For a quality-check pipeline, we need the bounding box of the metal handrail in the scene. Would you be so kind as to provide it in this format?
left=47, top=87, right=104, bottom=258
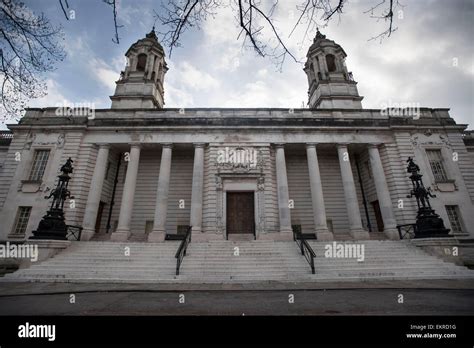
left=396, top=223, right=417, bottom=239
left=175, top=225, right=192, bottom=275
left=292, top=227, right=316, bottom=274
left=66, top=225, right=83, bottom=241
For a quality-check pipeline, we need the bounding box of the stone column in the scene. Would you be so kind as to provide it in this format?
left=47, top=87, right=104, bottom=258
left=306, top=144, right=333, bottom=241
left=275, top=144, right=292, bottom=239
left=190, top=143, right=205, bottom=234
left=317, top=55, right=326, bottom=80
left=111, top=144, right=141, bottom=241
left=81, top=144, right=110, bottom=241
left=321, top=54, right=329, bottom=77
left=129, top=57, right=136, bottom=72
left=337, top=144, right=369, bottom=240
left=146, top=55, right=155, bottom=80
left=148, top=144, right=173, bottom=242
left=368, top=144, right=399, bottom=239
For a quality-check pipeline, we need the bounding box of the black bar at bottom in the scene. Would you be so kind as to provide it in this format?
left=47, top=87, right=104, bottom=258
left=0, top=316, right=472, bottom=345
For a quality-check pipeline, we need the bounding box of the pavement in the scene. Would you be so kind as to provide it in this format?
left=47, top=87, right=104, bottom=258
left=0, top=279, right=473, bottom=315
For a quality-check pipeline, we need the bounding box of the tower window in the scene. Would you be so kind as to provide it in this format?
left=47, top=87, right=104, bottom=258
left=137, top=53, right=147, bottom=71
left=326, top=54, right=336, bottom=72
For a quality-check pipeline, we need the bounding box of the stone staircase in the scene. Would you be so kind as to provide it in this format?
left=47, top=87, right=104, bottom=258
left=2, top=240, right=473, bottom=283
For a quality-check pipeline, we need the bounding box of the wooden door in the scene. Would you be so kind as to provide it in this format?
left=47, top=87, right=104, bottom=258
left=371, top=200, right=384, bottom=232
left=95, top=201, right=106, bottom=233
left=226, top=192, right=255, bottom=234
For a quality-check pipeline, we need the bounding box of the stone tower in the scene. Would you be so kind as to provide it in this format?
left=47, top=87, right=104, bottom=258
left=304, top=30, right=363, bottom=109
left=110, top=28, right=168, bottom=109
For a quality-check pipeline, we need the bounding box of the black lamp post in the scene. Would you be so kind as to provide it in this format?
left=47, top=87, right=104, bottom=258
left=30, top=158, right=74, bottom=240
left=406, top=157, right=450, bottom=238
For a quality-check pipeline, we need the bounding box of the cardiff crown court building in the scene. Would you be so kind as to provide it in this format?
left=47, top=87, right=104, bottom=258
left=1, top=30, right=474, bottom=245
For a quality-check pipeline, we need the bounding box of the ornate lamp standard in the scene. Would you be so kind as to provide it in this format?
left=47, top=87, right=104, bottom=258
left=30, top=158, right=74, bottom=240
left=405, top=157, right=450, bottom=238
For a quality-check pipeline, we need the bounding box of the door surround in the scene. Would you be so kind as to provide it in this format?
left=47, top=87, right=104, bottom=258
left=215, top=174, right=266, bottom=239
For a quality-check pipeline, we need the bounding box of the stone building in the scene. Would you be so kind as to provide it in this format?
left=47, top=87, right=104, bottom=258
left=1, top=29, right=473, bottom=245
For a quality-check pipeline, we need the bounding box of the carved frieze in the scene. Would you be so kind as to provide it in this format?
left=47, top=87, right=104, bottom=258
left=411, top=133, right=451, bottom=149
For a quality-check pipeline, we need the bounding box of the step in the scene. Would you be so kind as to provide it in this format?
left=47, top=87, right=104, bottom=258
left=5, top=240, right=474, bottom=284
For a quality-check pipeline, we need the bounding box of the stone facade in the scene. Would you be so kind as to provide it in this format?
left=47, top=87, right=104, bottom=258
left=0, top=31, right=473, bottom=243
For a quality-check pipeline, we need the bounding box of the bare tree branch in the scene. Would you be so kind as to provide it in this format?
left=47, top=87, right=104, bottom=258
left=365, top=0, right=402, bottom=42
left=155, top=0, right=402, bottom=69
left=102, top=0, right=122, bottom=44
left=0, top=0, right=65, bottom=122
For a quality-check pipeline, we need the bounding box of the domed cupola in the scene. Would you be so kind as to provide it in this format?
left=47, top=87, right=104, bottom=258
left=304, top=30, right=363, bottom=109
left=110, top=28, right=168, bottom=109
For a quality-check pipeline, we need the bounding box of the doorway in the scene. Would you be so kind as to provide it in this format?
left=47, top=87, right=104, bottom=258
left=94, top=201, right=106, bottom=234
left=226, top=192, right=255, bottom=236
left=371, top=200, right=384, bottom=232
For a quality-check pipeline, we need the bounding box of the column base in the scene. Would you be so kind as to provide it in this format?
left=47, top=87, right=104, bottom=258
left=148, top=230, right=166, bottom=242
left=349, top=228, right=370, bottom=240
left=80, top=228, right=95, bottom=241
left=384, top=227, right=400, bottom=240
left=277, top=228, right=293, bottom=241
left=191, top=226, right=201, bottom=234
left=315, top=228, right=334, bottom=241
left=110, top=229, right=130, bottom=242
left=192, top=233, right=224, bottom=242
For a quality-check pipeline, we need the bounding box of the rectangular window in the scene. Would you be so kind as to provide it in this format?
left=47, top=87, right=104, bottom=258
left=28, top=150, right=50, bottom=181
left=12, top=206, right=32, bottom=235
left=445, top=205, right=463, bottom=234
left=426, top=149, right=448, bottom=182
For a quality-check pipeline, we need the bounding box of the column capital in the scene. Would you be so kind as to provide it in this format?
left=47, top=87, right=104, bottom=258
left=336, top=143, right=349, bottom=149
left=367, top=143, right=381, bottom=149
left=193, top=143, right=206, bottom=148
left=129, top=142, right=142, bottom=149
left=273, top=143, right=286, bottom=149
left=305, top=143, right=319, bottom=149
left=96, top=143, right=110, bottom=149
left=161, top=143, right=173, bottom=149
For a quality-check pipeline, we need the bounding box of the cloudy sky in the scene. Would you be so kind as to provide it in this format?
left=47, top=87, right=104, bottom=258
left=17, top=0, right=474, bottom=129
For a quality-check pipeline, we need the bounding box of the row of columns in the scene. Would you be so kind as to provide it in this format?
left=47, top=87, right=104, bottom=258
left=82, top=142, right=399, bottom=241
left=82, top=143, right=205, bottom=242
left=275, top=143, right=399, bottom=240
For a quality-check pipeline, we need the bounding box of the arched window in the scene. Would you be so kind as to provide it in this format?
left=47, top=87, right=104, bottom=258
left=326, top=54, right=336, bottom=72
left=136, top=53, right=147, bottom=71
